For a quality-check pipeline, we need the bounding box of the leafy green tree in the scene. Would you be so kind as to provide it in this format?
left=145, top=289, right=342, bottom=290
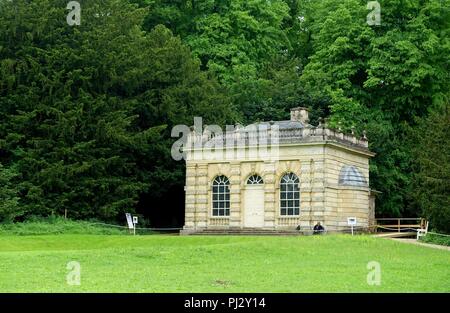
left=411, top=103, right=450, bottom=233
left=0, top=163, right=21, bottom=222
left=140, top=0, right=311, bottom=123
left=142, top=0, right=291, bottom=81
left=0, top=0, right=235, bottom=222
left=299, top=0, right=450, bottom=216
left=1, top=0, right=448, bottom=225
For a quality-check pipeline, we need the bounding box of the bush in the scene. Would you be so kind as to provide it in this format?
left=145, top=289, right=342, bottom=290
left=0, top=217, right=127, bottom=236
left=420, top=233, right=450, bottom=246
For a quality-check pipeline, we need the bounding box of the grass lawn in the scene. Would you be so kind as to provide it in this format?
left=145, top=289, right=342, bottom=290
left=0, top=234, right=449, bottom=292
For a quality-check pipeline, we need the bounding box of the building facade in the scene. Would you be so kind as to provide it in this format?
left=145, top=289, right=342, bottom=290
left=182, top=107, right=376, bottom=234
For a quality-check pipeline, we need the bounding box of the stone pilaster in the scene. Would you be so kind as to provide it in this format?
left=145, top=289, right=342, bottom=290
left=312, top=158, right=326, bottom=226
left=299, top=159, right=312, bottom=229
left=263, top=161, right=277, bottom=228
left=229, top=162, right=242, bottom=227
left=184, top=163, right=197, bottom=230
left=195, top=164, right=208, bottom=228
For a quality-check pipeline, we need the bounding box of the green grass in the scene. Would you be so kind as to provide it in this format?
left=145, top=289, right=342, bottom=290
left=0, top=234, right=449, bottom=292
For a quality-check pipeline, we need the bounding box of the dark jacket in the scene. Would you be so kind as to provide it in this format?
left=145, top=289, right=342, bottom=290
left=313, top=224, right=324, bottom=234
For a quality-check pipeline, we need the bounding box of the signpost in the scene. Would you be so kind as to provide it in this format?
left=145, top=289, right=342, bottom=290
left=125, top=213, right=139, bottom=235
left=347, top=217, right=357, bottom=236
left=125, top=213, right=134, bottom=229
left=132, top=216, right=138, bottom=236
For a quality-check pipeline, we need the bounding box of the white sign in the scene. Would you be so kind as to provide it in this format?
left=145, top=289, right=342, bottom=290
left=125, top=213, right=134, bottom=229
left=347, top=217, right=357, bottom=236
left=133, top=216, right=138, bottom=224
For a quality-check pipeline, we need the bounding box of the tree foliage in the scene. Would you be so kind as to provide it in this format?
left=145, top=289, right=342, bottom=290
left=299, top=0, right=450, bottom=216
left=140, top=0, right=308, bottom=122
left=411, top=103, right=450, bottom=233
left=0, top=0, right=235, bottom=221
left=0, top=0, right=448, bottom=226
left=0, top=163, right=20, bottom=222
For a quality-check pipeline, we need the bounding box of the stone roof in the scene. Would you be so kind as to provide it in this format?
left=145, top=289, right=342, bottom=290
left=186, top=107, right=373, bottom=154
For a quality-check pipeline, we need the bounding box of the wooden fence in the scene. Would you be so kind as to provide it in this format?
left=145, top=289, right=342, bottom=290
left=374, top=218, right=425, bottom=232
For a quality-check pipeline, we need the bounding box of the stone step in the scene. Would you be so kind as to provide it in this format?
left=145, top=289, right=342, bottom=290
left=186, top=228, right=302, bottom=235
left=190, top=232, right=301, bottom=236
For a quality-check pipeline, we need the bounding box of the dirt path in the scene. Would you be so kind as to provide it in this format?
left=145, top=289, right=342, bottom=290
left=390, top=238, right=450, bottom=251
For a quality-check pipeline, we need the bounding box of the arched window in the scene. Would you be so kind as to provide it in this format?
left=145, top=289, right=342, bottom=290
left=246, top=174, right=264, bottom=185
left=280, top=173, right=300, bottom=216
left=212, top=175, right=230, bottom=216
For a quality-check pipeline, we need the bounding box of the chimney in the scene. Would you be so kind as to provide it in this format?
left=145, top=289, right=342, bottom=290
left=290, top=107, right=309, bottom=124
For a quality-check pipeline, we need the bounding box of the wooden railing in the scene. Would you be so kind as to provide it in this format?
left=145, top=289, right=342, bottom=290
left=375, top=218, right=425, bottom=232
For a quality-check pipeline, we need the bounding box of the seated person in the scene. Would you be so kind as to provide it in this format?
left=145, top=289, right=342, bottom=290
left=313, top=221, right=324, bottom=234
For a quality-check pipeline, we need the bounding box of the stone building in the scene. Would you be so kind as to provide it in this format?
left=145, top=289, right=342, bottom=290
left=181, top=107, right=376, bottom=234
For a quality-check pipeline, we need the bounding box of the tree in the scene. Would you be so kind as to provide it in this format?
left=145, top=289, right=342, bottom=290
left=411, top=103, right=450, bottom=233
left=0, top=163, right=21, bottom=223
left=299, top=0, right=450, bottom=216
left=140, top=0, right=312, bottom=123
left=0, top=0, right=235, bottom=222
left=142, top=0, right=291, bottom=81
left=1, top=0, right=448, bottom=225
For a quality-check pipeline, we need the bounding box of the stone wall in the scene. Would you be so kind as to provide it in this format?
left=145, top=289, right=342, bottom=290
left=323, top=146, right=371, bottom=230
